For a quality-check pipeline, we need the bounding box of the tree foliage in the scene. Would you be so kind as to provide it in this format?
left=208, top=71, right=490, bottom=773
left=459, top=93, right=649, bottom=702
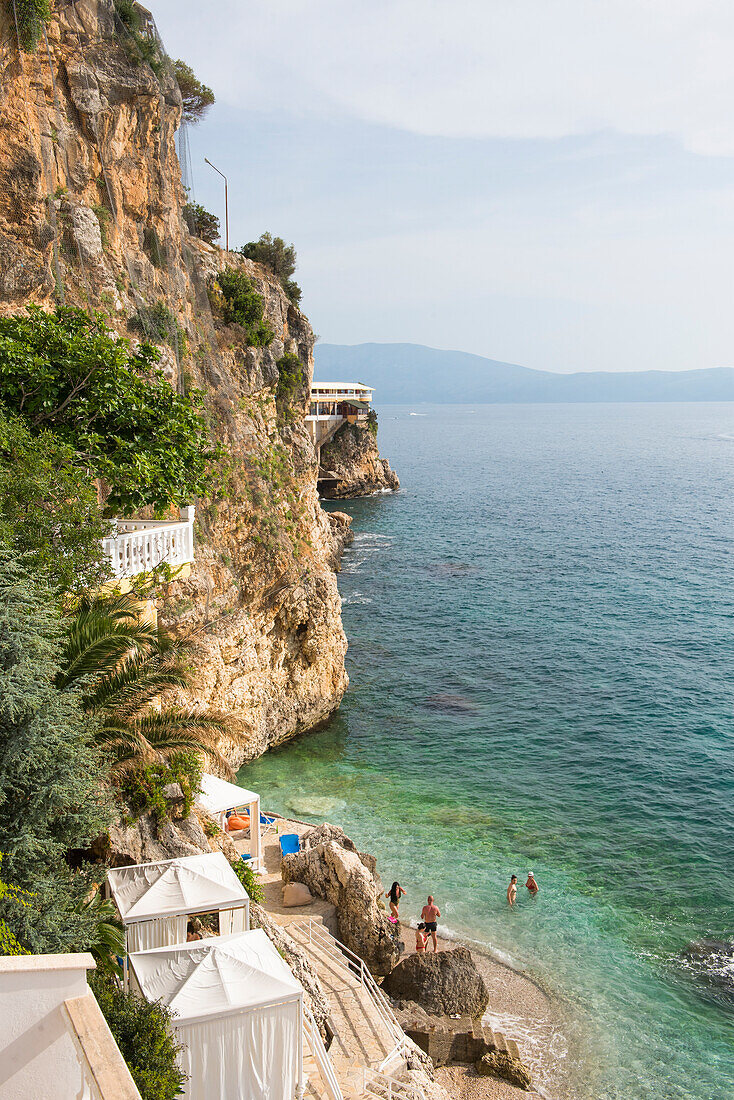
left=90, top=970, right=187, bottom=1100
left=0, top=306, right=218, bottom=513
left=0, top=405, right=110, bottom=593
left=183, top=202, right=220, bottom=245
left=240, top=232, right=302, bottom=305
left=173, top=58, right=215, bottom=124
left=211, top=269, right=275, bottom=346
left=7, top=0, right=51, bottom=51
left=0, top=554, right=109, bottom=954
left=59, top=590, right=231, bottom=776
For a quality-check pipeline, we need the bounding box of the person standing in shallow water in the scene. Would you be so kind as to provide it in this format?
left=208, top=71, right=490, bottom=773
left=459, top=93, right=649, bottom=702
left=420, top=895, right=441, bottom=951
left=386, top=881, right=406, bottom=921
left=507, top=875, right=518, bottom=907
left=525, top=872, right=539, bottom=898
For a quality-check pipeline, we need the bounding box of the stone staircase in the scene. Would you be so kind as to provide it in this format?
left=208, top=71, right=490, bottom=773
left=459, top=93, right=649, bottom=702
left=285, top=919, right=420, bottom=1100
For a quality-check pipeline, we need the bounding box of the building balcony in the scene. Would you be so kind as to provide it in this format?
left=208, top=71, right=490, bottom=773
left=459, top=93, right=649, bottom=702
left=102, top=506, right=195, bottom=579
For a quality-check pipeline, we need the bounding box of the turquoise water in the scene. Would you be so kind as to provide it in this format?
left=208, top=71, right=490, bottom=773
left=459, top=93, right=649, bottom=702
left=240, top=404, right=734, bottom=1099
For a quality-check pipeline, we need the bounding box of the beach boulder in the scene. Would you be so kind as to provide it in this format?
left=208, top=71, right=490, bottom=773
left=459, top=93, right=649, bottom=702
left=281, top=824, right=400, bottom=976
left=383, top=946, right=489, bottom=1017
left=476, top=1050, right=533, bottom=1091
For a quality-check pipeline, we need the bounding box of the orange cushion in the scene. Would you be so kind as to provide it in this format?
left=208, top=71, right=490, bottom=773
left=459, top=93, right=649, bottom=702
left=227, top=814, right=249, bottom=831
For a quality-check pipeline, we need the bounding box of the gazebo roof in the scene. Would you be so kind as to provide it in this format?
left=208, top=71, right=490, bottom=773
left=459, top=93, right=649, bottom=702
left=129, top=930, right=302, bottom=1023
left=197, top=773, right=259, bottom=816
left=107, top=852, right=247, bottom=924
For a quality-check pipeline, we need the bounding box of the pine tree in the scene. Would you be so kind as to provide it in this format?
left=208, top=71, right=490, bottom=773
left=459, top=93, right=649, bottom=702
left=0, top=552, right=109, bottom=953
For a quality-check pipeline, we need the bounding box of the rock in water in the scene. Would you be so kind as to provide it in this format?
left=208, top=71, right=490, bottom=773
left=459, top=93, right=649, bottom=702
left=281, top=823, right=400, bottom=976
left=383, top=947, right=490, bottom=1017
left=476, top=1050, right=533, bottom=1091
left=682, top=938, right=734, bottom=1008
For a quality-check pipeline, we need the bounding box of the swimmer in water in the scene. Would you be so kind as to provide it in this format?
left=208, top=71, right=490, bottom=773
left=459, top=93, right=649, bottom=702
left=525, top=872, right=539, bottom=898
left=507, top=875, right=518, bottom=907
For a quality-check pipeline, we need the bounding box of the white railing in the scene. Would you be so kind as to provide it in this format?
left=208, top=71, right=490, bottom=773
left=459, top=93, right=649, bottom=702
left=303, top=1003, right=344, bottom=1100
left=294, top=920, right=406, bottom=1071
left=362, top=1068, right=428, bottom=1100
left=102, top=507, right=195, bottom=579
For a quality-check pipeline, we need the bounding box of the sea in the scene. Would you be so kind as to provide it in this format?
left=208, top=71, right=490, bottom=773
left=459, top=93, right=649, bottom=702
left=239, top=403, right=734, bottom=1099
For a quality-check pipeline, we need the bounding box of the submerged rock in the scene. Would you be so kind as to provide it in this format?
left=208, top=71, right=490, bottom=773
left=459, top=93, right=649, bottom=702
left=281, top=823, right=401, bottom=976
left=682, top=938, right=734, bottom=1008
left=383, top=947, right=490, bottom=1017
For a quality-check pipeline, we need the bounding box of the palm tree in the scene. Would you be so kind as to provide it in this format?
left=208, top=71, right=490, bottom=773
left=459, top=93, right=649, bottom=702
left=60, top=591, right=231, bottom=776
left=75, top=888, right=126, bottom=977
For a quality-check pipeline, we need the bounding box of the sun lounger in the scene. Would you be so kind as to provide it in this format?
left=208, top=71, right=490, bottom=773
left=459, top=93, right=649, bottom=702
left=279, top=833, right=300, bottom=856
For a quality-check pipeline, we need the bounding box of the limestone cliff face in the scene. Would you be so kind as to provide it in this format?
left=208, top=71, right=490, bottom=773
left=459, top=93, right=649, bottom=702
left=0, top=0, right=347, bottom=764
left=320, top=420, right=400, bottom=498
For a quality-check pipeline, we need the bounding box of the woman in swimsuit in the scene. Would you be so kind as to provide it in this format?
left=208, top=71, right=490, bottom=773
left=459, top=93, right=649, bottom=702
left=525, top=872, right=539, bottom=898
left=415, top=922, right=427, bottom=952
left=386, top=881, right=406, bottom=921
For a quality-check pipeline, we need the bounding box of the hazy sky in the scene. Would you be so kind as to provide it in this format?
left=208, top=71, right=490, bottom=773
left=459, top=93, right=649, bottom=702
left=153, top=1, right=734, bottom=373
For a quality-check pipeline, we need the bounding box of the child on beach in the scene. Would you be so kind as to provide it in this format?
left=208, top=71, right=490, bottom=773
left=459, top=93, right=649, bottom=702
left=386, top=881, right=406, bottom=922
left=415, top=922, right=427, bottom=951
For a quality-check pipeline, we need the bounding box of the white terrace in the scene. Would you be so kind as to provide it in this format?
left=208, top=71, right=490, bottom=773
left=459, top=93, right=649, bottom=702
left=306, top=382, right=373, bottom=455
left=101, top=504, right=195, bottom=579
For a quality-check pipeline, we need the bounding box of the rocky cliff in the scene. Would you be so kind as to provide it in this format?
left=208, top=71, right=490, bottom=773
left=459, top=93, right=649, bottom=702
left=319, top=419, right=400, bottom=498
left=0, top=0, right=347, bottom=764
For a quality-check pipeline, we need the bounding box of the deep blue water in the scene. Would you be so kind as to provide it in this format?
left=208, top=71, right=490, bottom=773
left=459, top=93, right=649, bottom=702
left=241, top=404, right=734, bottom=1099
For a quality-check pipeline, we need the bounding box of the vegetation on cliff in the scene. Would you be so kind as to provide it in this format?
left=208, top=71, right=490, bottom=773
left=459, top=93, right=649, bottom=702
left=210, top=267, right=275, bottom=346
left=0, top=307, right=218, bottom=512
left=5, top=0, right=51, bottom=50
left=184, top=201, right=220, bottom=245
left=173, top=58, right=215, bottom=124
left=241, top=232, right=302, bottom=305
left=59, top=590, right=230, bottom=776
left=0, top=406, right=110, bottom=592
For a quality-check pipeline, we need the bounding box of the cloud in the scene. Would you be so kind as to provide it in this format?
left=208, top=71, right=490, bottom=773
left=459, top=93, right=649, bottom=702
left=155, top=0, right=734, bottom=155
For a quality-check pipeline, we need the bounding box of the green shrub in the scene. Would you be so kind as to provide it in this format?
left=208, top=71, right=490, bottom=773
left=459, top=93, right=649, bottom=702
left=183, top=202, right=219, bottom=245
left=366, top=408, right=378, bottom=436
left=92, top=203, right=112, bottom=249
left=130, top=300, right=187, bottom=354
left=8, top=0, right=51, bottom=51
left=118, top=752, right=203, bottom=826
left=232, top=857, right=265, bottom=904
left=212, top=269, right=274, bottom=347
left=90, top=971, right=187, bottom=1100
left=240, top=232, right=302, bottom=305
left=0, top=405, right=109, bottom=592
left=0, top=305, right=217, bottom=512
left=143, top=226, right=166, bottom=269
left=173, top=59, right=215, bottom=125
left=275, top=353, right=304, bottom=423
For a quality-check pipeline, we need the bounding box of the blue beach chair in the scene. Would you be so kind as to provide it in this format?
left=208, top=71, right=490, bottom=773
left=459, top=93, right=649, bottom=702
left=279, top=833, right=300, bottom=856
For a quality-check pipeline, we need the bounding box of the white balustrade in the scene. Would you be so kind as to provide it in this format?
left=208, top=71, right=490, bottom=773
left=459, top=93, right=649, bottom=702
left=102, top=507, right=195, bottom=579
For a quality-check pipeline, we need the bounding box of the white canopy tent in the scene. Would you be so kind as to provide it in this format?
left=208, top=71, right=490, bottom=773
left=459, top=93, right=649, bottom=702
left=107, top=852, right=250, bottom=966
left=129, top=930, right=304, bottom=1100
left=197, top=772, right=263, bottom=871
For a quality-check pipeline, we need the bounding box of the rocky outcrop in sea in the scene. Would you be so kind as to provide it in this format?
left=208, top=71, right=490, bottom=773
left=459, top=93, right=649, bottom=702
left=319, top=419, right=400, bottom=498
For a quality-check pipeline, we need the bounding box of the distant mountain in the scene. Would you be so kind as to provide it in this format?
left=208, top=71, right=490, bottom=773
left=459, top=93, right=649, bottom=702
left=314, top=343, right=734, bottom=404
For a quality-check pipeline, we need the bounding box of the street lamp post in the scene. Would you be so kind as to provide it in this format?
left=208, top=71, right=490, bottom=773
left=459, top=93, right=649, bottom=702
left=204, top=157, right=229, bottom=252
